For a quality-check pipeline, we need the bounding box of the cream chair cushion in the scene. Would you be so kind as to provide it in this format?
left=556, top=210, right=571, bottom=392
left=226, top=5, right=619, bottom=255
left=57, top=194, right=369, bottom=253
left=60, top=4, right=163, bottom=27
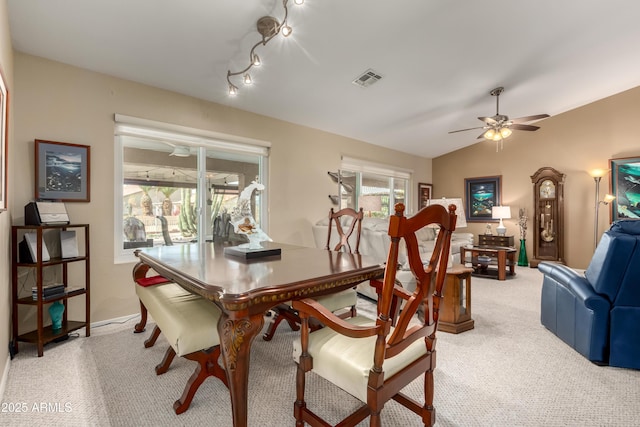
left=292, top=315, right=427, bottom=402
left=314, top=289, right=358, bottom=313
left=136, top=282, right=221, bottom=356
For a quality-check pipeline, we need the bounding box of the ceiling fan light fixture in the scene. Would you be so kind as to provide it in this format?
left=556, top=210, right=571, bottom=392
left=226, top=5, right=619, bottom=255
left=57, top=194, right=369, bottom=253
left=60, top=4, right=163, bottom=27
left=449, top=86, right=550, bottom=150
left=484, top=129, right=496, bottom=140
left=500, top=127, right=512, bottom=138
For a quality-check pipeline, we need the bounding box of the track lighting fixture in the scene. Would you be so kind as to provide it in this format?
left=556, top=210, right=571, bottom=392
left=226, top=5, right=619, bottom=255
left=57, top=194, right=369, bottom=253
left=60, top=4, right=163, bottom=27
left=226, top=0, right=305, bottom=96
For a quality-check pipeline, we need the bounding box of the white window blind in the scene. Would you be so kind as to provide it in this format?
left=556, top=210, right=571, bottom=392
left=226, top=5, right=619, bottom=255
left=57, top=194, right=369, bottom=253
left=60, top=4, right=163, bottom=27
left=114, top=114, right=270, bottom=157
left=341, top=156, right=412, bottom=180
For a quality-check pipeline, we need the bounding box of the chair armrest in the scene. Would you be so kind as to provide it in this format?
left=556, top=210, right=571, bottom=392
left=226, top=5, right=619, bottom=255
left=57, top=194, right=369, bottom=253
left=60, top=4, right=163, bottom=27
left=293, top=298, right=381, bottom=339
left=565, top=275, right=612, bottom=311
left=539, top=262, right=610, bottom=310
left=538, top=262, right=582, bottom=283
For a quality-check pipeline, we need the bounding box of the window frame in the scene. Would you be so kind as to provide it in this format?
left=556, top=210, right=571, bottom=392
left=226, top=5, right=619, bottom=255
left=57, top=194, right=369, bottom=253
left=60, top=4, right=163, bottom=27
left=340, top=156, right=412, bottom=216
left=114, top=115, right=270, bottom=263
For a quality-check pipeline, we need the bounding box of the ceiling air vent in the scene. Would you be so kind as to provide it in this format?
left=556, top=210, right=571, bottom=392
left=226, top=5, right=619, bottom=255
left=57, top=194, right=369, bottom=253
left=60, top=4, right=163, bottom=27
left=352, top=69, right=383, bottom=88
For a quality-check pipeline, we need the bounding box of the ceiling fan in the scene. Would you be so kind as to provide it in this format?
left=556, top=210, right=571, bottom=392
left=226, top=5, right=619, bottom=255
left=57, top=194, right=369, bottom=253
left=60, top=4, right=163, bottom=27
left=449, top=86, right=550, bottom=149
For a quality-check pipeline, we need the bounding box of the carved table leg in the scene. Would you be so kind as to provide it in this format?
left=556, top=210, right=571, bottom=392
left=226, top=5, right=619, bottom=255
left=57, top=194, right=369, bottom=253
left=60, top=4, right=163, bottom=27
left=219, top=312, right=265, bottom=427
left=132, top=262, right=151, bottom=333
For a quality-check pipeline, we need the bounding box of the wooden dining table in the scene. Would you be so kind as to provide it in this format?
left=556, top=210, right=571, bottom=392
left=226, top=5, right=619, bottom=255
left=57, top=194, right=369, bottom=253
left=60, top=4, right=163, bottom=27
left=133, top=241, right=384, bottom=427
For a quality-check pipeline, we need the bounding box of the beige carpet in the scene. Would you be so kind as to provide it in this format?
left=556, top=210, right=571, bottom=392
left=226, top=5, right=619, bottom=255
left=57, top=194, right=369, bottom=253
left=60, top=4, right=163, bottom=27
left=2, top=266, right=639, bottom=426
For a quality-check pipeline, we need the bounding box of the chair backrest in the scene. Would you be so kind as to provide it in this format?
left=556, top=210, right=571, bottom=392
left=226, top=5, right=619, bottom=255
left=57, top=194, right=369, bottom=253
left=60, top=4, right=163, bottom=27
left=325, top=207, right=364, bottom=254
left=586, top=219, right=640, bottom=302
left=375, top=203, right=456, bottom=361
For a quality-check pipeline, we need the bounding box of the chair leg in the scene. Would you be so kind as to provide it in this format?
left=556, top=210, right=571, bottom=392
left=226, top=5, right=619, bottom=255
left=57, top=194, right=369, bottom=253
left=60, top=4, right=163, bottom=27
left=263, top=304, right=301, bottom=341
left=423, top=365, right=436, bottom=427
left=173, top=346, right=228, bottom=415
left=350, top=304, right=357, bottom=318
left=134, top=300, right=148, bottom=333
left=370, top=410, right=382, bottom=427
left=294, top=361, right=308, bottom=426
left=144, top=325, right=162, bottom=348
left=155, top=346, right=176, bottom=375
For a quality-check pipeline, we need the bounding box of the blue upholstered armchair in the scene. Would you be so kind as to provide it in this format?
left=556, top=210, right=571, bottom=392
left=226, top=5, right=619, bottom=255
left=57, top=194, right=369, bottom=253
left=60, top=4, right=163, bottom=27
left=539, top=219, right=640, bottom=370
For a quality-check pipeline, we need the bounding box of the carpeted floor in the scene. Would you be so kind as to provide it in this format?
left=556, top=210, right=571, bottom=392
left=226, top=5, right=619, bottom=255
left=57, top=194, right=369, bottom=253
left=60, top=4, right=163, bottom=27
left=2, top=266, right=639, bottom=426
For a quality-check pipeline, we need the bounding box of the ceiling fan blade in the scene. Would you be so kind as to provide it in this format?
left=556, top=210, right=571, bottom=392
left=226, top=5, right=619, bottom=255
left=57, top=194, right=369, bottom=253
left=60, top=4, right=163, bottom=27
left=476, top=131, right=487, bottom=139
left=478, top=116, right=498, bottom=125
left=510, top=123, right=540, bottom=131
left=510, top=114, right=550, bottom=124
left=448, top=126, right=486, bottom=134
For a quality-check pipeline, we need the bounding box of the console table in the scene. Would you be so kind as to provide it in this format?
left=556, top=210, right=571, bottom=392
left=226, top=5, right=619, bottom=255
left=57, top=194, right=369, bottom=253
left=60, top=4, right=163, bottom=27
left=460, top=245, right=516, bottom=280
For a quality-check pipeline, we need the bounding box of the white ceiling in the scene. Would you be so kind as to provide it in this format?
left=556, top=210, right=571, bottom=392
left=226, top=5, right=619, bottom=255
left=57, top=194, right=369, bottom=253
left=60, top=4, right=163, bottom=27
left=8, top=0, right=640, bottom=158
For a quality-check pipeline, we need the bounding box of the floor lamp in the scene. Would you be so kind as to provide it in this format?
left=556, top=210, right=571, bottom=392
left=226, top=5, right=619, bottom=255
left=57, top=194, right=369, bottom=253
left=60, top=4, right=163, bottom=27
left=590, top=169, right=616, bottom=250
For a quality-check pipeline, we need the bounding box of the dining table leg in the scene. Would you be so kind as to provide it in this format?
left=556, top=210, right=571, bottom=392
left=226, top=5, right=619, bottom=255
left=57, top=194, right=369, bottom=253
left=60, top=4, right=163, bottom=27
left=218, top=312, right=265, bottom=427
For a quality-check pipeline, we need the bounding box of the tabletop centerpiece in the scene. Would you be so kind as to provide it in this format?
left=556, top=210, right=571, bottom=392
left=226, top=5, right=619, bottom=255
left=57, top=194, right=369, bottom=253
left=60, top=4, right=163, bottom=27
left=224, top=181, right=280, bottom=259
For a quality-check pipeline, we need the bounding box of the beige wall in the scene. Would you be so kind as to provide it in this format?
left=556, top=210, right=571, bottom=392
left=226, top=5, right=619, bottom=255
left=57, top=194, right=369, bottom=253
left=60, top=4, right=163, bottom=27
left=433, top=85, right=640, bottom=269
left=1, top=0, right=13, bottom=384
left=9, top=52, right=432, bottom=324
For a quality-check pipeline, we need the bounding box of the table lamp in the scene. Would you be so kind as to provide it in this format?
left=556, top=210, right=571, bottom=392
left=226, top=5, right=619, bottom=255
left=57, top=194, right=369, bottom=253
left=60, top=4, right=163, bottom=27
left=492, top=206, right=511, bottom=236
left=426, top=197, right=467, bottom=228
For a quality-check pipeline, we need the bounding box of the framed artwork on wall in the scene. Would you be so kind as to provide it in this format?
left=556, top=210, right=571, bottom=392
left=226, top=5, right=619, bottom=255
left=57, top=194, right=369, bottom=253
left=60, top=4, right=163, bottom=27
left=609, top=156, right=640, bottom=221
left=35, top=139, right=91, bottom=202
left=464, top=175, right=502, bottom=222
left=418, top=182, right=433, bottom=209
left=0, top=65, right=8, bottom=212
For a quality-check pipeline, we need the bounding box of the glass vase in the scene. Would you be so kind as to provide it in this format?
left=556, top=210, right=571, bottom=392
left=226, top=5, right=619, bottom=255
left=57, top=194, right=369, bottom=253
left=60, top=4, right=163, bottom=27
left=48, top=300, right=65, bottom=331
left=518, top=238, right=529, bottom=267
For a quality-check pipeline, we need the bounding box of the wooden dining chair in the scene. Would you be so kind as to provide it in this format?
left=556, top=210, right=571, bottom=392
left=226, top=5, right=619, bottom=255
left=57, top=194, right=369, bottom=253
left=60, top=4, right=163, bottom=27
left=262, top=207, right=364, bottom=341
left=292, top=202, right=456, bottom=426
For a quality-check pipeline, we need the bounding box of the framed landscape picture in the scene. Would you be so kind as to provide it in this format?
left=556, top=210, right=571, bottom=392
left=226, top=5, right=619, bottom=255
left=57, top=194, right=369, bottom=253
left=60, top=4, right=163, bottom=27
left=35, top=140, right=91, bottom=202
left=609, top=156, right=640, bottom=221
left=464, top=175, right=502, bottom=222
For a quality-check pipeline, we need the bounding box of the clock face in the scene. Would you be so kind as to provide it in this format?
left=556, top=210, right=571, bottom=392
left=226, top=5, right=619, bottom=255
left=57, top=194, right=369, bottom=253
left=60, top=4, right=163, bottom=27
left=540, top=180, right=556, bottom=199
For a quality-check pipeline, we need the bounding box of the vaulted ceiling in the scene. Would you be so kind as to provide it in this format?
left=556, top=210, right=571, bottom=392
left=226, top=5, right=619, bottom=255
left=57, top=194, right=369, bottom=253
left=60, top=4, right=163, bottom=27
left=8, top=0, right=640, bottom=158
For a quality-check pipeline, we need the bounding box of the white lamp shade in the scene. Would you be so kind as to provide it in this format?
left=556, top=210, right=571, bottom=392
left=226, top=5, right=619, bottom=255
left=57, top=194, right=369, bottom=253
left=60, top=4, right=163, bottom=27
left=492, top=206, right=511, bottom=236
left=426, top=197, right=467, bottom=228
left=491, top=206, right=511, bottom=219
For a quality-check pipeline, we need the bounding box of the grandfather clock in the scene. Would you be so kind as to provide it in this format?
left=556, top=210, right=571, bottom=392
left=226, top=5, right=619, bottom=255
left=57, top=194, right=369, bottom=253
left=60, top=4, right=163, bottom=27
left=530, top=167, right=565, bottom=267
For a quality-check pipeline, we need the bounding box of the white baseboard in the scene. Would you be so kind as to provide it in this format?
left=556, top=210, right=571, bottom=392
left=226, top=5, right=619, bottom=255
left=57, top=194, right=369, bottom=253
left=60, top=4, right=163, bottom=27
left=91, top=313, right=141, bottom=329
left=0, top=352, right=10, bottom=403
